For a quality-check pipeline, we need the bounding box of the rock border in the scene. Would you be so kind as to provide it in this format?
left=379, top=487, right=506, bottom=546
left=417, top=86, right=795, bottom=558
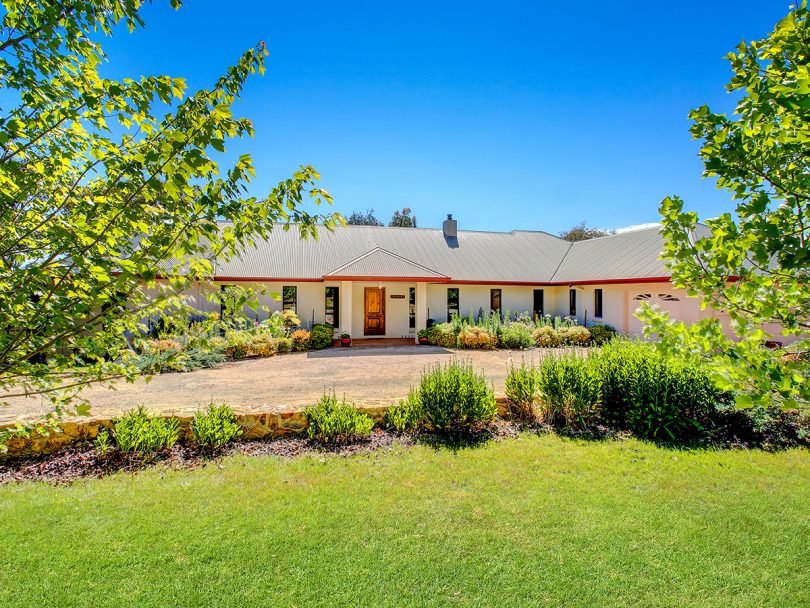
left=1, top=398, right=510, bottom=459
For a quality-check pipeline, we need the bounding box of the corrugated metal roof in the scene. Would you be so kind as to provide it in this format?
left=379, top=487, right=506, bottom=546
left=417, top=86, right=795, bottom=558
left=324, top=248, right=448, bottom=279
left=550, top=226, right=668, bottom=283
left=214, top=224, right=573, bottom=282
left=211, top=222, right=671, bottom=283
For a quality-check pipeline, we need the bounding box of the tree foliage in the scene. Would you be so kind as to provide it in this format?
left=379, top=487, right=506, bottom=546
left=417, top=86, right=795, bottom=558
left=639, top=2, right=810, bottom=407
left=389, top=207, right=417, bottom=227
left=345, top=208, right=383, bottom=225
left=558, top=221, right=613, bottom=242
left=0, top=0, right=339, bottom=422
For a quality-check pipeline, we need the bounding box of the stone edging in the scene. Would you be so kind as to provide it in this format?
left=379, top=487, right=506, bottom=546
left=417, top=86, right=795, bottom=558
left=1, top=398, right=511, bottom=459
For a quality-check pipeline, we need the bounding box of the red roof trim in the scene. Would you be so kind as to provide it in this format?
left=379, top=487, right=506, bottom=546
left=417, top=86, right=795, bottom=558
left=323, top=275, right=451, bottom=283
left=446, top=276, right=673, bottom=286
left=545, top=276, right=673, bottom=286
left=214, top=276, right=324, bottom=282
left=154, top=275, right=676, bottom=286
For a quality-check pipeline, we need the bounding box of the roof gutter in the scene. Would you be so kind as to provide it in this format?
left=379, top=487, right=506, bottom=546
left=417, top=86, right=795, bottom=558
left=322, top=275, right=451, bottom=283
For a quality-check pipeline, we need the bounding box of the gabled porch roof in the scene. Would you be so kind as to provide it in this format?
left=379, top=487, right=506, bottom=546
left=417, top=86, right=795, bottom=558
left=322, top=247, right=449, bottom=282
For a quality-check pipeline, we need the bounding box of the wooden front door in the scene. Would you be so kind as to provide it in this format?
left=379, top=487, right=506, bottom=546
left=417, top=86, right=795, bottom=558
left=364, top=287, right=386, bottom=335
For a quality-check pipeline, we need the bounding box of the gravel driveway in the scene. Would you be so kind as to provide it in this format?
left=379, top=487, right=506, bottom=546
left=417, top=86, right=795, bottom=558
left=1, top=346, right=562, bottom=423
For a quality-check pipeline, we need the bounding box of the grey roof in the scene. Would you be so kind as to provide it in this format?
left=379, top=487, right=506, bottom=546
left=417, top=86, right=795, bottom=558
left=212, top=223, right=671, bottom=284
left=215, top=224, right=572, bottom=282
left=324, top=248, right=448, bottom=279
left=551, top=227, right=669, bottom=283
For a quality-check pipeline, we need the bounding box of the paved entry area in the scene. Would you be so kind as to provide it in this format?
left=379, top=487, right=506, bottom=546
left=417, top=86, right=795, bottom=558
left=1, top=347, right=559, bottom=423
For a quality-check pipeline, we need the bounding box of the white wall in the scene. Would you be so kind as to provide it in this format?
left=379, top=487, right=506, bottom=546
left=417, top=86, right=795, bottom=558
left=426, top=284, right=546, bottom=323
left=147, top=279, right=801, bottom=345
left=350, top=282, right=415, bottom=339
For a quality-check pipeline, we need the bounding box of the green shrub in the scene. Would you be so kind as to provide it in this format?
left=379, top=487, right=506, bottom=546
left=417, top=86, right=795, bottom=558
left=427, top=323, right=458, bottom=348
left=94, top=428, right=113, bottom=457
left=308, top=323, right=334, bottom=350
left=559, top=326, right=591, bottom=346
left=406, top=360, right=497, bottom=431
left=275, top=337, right=292, bottom=353
left=457, top=326, right=498, bottom=349
left=224, top=330, right=252, bottom=360
left=249, top=335, right=277, bottom=357
left=535, top=354, right=601, bottom=430
left=532, top=326, right=562, bottom=347
left=384, top=398, right=423, bottom=433
left=588, top=324, right=617, bottom=346
left=304, top=393, right=375, bottom=443
left=111, top=406, right=180, bottom=456
left=499, top=323, right=534, bottom=350
left=594, top=340, right=729, bottom=441
left=505, top=362, right=538, bottom=420
left=192, top=404, right=243, bottom=451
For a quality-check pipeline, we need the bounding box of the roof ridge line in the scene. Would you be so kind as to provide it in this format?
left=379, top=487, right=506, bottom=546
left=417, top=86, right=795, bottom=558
left=549, top=240, right=574, bottom=283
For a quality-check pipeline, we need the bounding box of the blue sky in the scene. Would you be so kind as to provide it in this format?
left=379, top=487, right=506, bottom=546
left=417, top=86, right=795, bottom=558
left=100, top=1, right=790, bottom=234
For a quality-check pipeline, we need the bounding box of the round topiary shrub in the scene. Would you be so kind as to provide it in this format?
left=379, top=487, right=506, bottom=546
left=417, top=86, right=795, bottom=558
left=308, top=323, right=334, bottom=350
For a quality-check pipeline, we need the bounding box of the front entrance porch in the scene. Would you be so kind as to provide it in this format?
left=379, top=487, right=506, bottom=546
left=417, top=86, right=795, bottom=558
left=338, top=280, right=430, bottom=343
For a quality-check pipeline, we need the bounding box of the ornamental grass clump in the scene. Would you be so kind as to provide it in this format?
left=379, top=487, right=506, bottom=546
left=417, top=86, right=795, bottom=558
left=535, top=354, right=601, bottom=430
left=304, top=393, right=374, bottom=443
left=101, top=406, right=181, bottom=457
left=406, top=360, right=497, bottom=431
left=192, top=404, right=243, bottom=451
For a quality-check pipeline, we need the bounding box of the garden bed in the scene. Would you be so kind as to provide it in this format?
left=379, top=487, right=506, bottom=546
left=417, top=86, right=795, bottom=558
left=0, top=421, right=529, bottom=485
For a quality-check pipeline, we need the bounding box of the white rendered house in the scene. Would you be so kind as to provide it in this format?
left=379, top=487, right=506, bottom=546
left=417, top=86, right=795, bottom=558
left=150, top=215, right=769, bottom=344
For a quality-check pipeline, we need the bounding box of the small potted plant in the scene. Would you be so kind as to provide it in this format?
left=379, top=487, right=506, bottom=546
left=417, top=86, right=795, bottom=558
left=417, top=328, right=430, bottom=345
left=339, top=332, right=352, bottom=347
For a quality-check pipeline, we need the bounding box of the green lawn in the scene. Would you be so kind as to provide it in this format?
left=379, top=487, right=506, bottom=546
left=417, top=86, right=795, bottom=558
left=0, top=435, right=807, bottom=608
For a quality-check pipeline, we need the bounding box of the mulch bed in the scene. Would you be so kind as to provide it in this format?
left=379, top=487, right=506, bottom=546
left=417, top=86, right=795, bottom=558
left=0, top=420, right=634, bottom=486
left=0, top=427, right=448, bottom=485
